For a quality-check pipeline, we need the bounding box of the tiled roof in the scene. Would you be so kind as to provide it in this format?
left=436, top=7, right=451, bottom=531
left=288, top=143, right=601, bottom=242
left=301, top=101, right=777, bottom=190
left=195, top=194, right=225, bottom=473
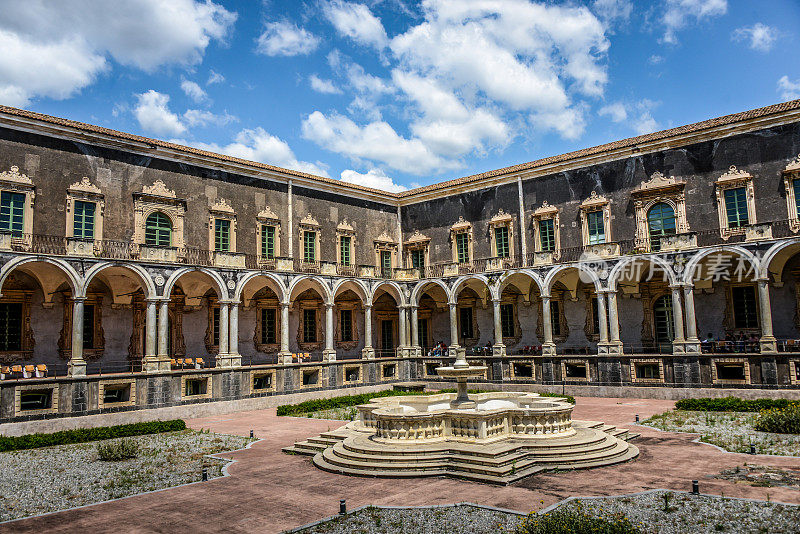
left=2, top=99, right=800, bottom=202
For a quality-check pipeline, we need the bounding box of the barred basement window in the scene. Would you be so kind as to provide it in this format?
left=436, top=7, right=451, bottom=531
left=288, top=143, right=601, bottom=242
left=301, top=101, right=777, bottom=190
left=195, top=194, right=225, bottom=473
left=539, top=219, right=555, bottom=252
left=303, top=231, right=316, bottom=262
left=345, top=367, right=360, bottom=382
left=0, top=302, right=22, bottom=351
left=459, top=307, right=474, bottom=339
left=382, top=364, right=396, bottom=378
left=456, top=233, right=469, bottom=263
left=340, top=309, right=353, bottom=342
left=513, top=362, right=533, bottom=378
left=725, top=187, right=749, bottom=228
left=495, top=226, right=509, bottom=258
left=636, top=363, right=660, bottom=379
left=410, top=249, right=424, bottom=270
left=260, top=308, right=276, bottom=345
left=732, top=285, right=759, bottom=329
left=500, top=303, right=514, bottom=338
left=587, top=210, right=605, bottom=244
left=261, top=224, right=275, bottom=259
left=103, top=384, right=131, bottom=404
left=214, top=219, right=230, bottom=252
left=185, top=378, right=207, bottom=396
left=303, top=369, right=319, bottom=385
left=339, top=235, right=351, bottom=266
left=144, top=212, right=172, bottom=247
left=716, top=362, right=746, bottom=381
left=303, top=308, right=317, bottom=343
left=565, top=363, right=587, bottom=379
left=73, top=200, right=96, bottom=240
left=253, top=373, right=272, bottom=390
left=0, top=191, right=24, bottom=237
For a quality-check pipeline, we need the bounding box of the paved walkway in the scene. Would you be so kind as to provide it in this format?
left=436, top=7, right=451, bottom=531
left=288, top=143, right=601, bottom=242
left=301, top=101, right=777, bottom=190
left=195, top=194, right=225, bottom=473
left=3, top=397, right=800, bottom=533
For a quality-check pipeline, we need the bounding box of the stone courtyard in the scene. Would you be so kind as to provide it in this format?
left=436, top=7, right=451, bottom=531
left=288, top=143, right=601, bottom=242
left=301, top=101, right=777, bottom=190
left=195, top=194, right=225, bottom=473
left=2, top=395, right=799, bottom=533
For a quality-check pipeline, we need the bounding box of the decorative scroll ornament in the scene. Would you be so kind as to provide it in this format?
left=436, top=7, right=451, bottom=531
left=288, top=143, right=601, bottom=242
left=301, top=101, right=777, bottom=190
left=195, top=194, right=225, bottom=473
left=451, top=216, right=471, bottom=231
left=257, top=206, right=279, bottom=220
left=633, top=171, right=686, bottom=193
left=405, top=229, right=430, bottom=244
left=143, top=180, right=175, bottom=198
left=209, top=197, right=234, bottom=214
left=0, top=165, right=33, bottom=185
left=785, top=154, right=800, bottom=173
left=533, top=200, right=558, bottom=216
left=374, top=231, right=395, bottom=243
left=300, top=213, right=320, bottom=227
left=337, top=219, right=354, bottom=232
left=580, top=190, right=609, bottom=208
left=489, top=209, right=512, bottom=225
left=68, top=177, right=102, bottom=195
left=718, top=165, right=751, bottom=182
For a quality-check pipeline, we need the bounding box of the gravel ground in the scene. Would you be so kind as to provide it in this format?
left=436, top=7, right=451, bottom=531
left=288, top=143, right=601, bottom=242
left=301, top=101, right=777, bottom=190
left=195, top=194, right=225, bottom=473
left=0, top=430, right=253, bottom=521
left=558, top=490, right=800, bottom=534
left=292, top=504, right=523, bottom=534
left=643, top=410, right=800, bottom=455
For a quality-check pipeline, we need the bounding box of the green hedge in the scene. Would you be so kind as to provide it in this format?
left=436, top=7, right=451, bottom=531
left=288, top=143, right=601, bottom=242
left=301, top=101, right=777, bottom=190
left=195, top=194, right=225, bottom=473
left=0, top=419, right=186, bottom=452
left=516, top=507, right=641, bottom=534
left=754, top=404, right=800, bottom=434
left=675, top=397, right=795, bottom=412
left=277, top=389, right=574, bottom=417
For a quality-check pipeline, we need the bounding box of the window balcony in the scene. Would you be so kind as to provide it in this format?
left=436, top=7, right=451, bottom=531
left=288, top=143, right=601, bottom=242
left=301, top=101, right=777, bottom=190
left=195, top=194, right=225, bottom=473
left=65, top=237, right=98, bottom=257
left=212, top=250, right=246, bottom=269
left=138, top=244, right=179, bottom=263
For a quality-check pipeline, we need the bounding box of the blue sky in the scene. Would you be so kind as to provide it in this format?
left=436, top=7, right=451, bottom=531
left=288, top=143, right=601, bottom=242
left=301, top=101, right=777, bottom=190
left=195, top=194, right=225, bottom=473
left=1, top=0, right=799, bottom=192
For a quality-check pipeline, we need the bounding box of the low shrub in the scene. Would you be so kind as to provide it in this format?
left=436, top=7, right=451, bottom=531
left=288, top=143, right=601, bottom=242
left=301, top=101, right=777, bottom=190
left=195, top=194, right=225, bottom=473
left=0, top=420, right=186, bottom=452
left=535, top=391, right=576, bottom=404
left=675, top=397, right=794, bottom=413
left=516, top=506, right=641, bottom=534
left=754, top=403, right=800, bottom=434
left=97, top=438, right=140, bottom=461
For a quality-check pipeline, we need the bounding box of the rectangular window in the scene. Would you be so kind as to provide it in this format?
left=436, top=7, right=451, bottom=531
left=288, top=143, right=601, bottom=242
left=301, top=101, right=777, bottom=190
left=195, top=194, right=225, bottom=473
left=410, top=249, right=424, bottom=270
left=500, top=303, right=514, bottom=338
left=459, top=307, right=474, bottom=339
left=261, top=225, right=275, bottom=259
left=724, top=187, right=749, bottom=228
left=83, top=304, right=95, bottom=349
left=591, top=297, right=600, bottom=335
left=418, top=318, right=429, bottom=350
left=539, top=219, right=555, bottom=252
left=732, top=285, right=759, bottom=329
left=0, top=191, right=25, bottom=238
left=0, top=302, right=22, bottom=351
left=339, top=235, right=351, bottom=266
left=215, top=219, right=230, bottom=252
left=794, top=179, right=800, bottom=219
left=303, top=308, right=317, bottom=343
left=340, top=309, right=353, bottom=342
left=260, top=308, right=276, bottom=345
left=380, top=250, right=392, bottom=276
left=550, top=300, right=562, bottom=336
left=303, top=231, right=316, bottom=262
left=587, top=210, right=605, bottom=245
left=494, top=226, right=509, bottom=258
left=73, top=200, right=95, bottom=240
left=212, top=307, right=220, bottom=346
left=456, top=233, right=469, bottom=263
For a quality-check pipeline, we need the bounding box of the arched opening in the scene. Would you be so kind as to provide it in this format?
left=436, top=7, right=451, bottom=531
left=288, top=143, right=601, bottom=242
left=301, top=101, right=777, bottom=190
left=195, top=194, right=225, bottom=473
left=372, top=291, right=398, bottom=355
left=544, top=267, right=601, bottom=354
left=647, top=202, right=676, bottom=252
left=237, top=274, right=286, bottom=365
left=334, top=289, right=363, bottom=359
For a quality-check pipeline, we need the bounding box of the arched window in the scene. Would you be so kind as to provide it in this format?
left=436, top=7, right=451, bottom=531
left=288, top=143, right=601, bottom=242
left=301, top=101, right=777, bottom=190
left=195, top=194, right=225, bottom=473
left=647, top=202, right=676, bottom=251
left=653, top=294, right=674, bottom=346
left=145, top=212, right=172, bottom=247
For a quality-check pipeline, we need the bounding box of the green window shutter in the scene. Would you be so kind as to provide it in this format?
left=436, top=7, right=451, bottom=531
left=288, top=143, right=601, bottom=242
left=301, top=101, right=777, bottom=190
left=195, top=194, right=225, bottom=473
left=647, top=202, right=676, bottom=251
left=83, top=304, right=95, bottom=349
left=144, top=212, right=172, bottom=247
left=587, top=210, right=605, bottom=244
left=724, top=187, right=749, bottom=228
left=215, top=219, right=230, bottom=252
left=261, top=225, right=275, bottom=258
left=550, top=300, right=561, bottom=336
left=539, top=219, right=555, bottom=252
left=212, top=307, right=220, bottom=346
left=456, top=233, right=469, bottom=263
left=304, top=232, right=316, bottom=262
left=381, top=250, right=392, bottom=275
left=0, top=191, right=25, bottom=238
left=500, top=303, right=514, bottom=338
left=411, top=249, right=424, bottom=270
left=459, top=307, right=473, bottom=339
left=495, top=226, right=509, bottom=258
left=340, top=236, right=351, bottom=265
left=73, top=200, right=96, bottom=240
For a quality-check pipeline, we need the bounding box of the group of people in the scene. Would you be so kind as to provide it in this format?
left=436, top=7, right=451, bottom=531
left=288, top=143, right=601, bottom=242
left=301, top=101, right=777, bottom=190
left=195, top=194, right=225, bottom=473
left=427, top=341, right=450, bottom=357
left=701, top=332, right=761, bottom=353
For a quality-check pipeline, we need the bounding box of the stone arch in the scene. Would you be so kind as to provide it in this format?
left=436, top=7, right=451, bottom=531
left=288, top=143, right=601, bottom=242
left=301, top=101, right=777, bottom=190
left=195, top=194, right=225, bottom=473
left=369, top=280, right=406, bottom=307
left=410, top=279, right=449, bottom=306
left=607, top=255, right=678, bottom=292
left=494, top=269, right=544, bottom=300
left=334, top=278, right=369, bottom=304
left=760, top=238, right=800, bottom=282
left=450, top=275, right=491, bottom=304
left=234, top=271, right=287, bottom=303
left=163, top=267, right=229, bottom=301
left=683, top=245, right=760, bottom=285
left=0, top=256, right=82, bottom=298
left=544, top=263, right=602, bottom=295
left=288, top=275, right=332, bottom=305
left=82, top=261, right=157, bottom=300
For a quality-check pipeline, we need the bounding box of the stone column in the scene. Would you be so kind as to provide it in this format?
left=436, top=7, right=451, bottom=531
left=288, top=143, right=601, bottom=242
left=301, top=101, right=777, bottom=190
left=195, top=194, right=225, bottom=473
left=217, top=302, right=229, bottom=367
left=398, top=305, right=408, bottom=357
left=682, top=285, right=701, bottom=354
left=225, top=302, right=241, bottom=367
left=607, top=290, right=622, bottom=354
left=670, top=286, right=685, bottom=355
left=758, top=279, right=778, bottom=353
left=67, top=297, right=87, bottom=377
left=144, top=298, right=158, bottom=371
left=492, top=298, right=506, bottom=356
left=279, top=302, right=292, bottom=364
left=410, top=305, right=420, bottom=357
left=596, top=291, right=609, bottom=354
left=448, top=302, right=463, bottom=358
left=323, top=303, right=336, bottom=361
left=541, top=294, right=556, bottom=356
left=362, top=304, right=375, bottom=359
left=148, top=299, right=170, bottom=373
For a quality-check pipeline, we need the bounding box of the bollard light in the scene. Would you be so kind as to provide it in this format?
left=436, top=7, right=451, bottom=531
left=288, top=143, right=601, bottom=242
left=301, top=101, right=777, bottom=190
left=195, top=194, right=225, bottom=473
left=691, top=480, right=699, bottom=495
left=635, top=414, right=639, bottom=423
left=339, top=499, right=347, bottom=515
left=202, top=467, right=208, bottom=482
left=750, top=444, right=756, bottom=455
left=250, top=429, right=254, bottom=439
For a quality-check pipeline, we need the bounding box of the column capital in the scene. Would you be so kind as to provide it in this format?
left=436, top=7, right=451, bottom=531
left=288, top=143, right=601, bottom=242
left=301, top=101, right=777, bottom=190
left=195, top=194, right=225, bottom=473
left=280, top=300, right=291, bottom=308
left=324, top=302, right=335, bottom=309
left=71, top=296, right=88, bottom=302
left=363, top=303, right=373, bottom=309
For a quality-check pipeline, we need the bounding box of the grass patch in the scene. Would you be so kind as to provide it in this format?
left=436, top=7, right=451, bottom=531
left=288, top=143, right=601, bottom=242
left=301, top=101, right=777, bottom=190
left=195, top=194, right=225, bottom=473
left=517, top=504, right=641, bottom=534
left=97, top=439, right=140, bottom=461
left=0, top=420, right=186, bottom=452
left=675, top=397, right=796, bottom=412
left=754, top=403, right=800, bottom=434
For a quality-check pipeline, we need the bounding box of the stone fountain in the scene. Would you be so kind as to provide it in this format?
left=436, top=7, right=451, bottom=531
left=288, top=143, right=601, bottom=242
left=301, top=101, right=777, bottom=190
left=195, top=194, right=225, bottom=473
left=434, top=349, right=487, bottom=409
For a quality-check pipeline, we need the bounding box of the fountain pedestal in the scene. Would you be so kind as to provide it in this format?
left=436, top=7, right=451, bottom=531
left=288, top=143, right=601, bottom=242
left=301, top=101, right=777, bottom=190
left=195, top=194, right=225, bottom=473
left=436, top=352, right=487, bottom=409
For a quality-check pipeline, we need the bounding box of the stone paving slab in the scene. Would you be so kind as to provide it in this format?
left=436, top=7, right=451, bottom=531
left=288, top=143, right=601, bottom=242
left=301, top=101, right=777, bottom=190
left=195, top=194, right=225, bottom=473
left=2, top=396, right=799, bottom=533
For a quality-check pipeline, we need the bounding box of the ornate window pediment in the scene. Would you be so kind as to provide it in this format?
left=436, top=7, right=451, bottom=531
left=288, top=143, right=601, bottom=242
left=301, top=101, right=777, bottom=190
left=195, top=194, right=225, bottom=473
left=632, top=172, right=689, bottom=251
left=714, top=165, right=756, bottom=238
left=0, top=166, right=35, bottom=245
left=336, top=220, right=356, bottom=268
left=404, top=230, right=430, bottom=269
left=579, top=191, right=612, bottom=246
left=257, top=207, right=281, bottom=262
left=133, top=181, right=186, bottom=252
left=208, top=198, right=237, bottom=253
left=66, top=178, right=105, bottom=244
left=450, top=217, right=473, bottom=264
left=488, top=209, right=514, bottom=259
left=374, top=231, right=397, bottom=274
left=299, top=214, right=320, bottom=263
left=782, top=155, right=800, bottom=232
left=532, top=201, right=560, bottom=256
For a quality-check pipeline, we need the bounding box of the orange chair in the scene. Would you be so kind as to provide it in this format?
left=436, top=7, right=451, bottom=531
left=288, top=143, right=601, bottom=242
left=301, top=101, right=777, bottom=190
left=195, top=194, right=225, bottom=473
left=176, top=358, right=185, bottom=368
left=0, top=366, right=9, bottom=379
left=195, top=358, right=204, bottom=369
left=170, top=359, right=177, bottom=368
left=184, top=358, right=193, bottom=368
left=11, top=365, right=22, bottom=378
left=35, top=364, right=47, bottom=378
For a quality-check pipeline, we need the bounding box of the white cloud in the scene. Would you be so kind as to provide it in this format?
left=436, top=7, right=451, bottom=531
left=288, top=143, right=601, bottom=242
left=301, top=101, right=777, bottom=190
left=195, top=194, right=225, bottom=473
left=340, top=168, right=407, bottom=192
left=598, top=99, right=660, bottom=135
left=662, top=0, right=727, bottom=44
left=732, top=23, right=778, bottom=52
left=648, top=54, right=664, bottom=65
left=592, top=0, right=632, bottom=26
left=207, top=70, right=224, bottom=85
left=778, top=76, right=800, bottom=101
left=255, top=21, right=320, bottom=57
left=323, top=1, right=389, bottom=50
left=177, top=127, right=329, bottom=177
left=181, top=79, right=207, bottom=103
left=0, top=0, right=235, bottom=106
left=134, top=90, right=187, bottom=136
left=182, top=108, right=236, bottom=127
left=309, top=74, right=342, bottom=94
left=598, top=102, right=627, bottom=123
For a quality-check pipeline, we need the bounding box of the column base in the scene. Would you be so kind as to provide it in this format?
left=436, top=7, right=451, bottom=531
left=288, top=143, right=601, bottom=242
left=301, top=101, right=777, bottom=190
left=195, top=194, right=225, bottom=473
left=672, top=340, right=700, bottom=356
left=216, top=353, right=242, bottom=368
left=760, top=336, right=778, bottom=354
left=409, top=346, right=422, bottom=358
left=542, top=343, right=556, bottom=356
left=322, top=349, right=337, bottom=362
left=145, top=355, right=171, bottom=373
left=396, top=346, right=414, bottom=358
left=67, top=359, right=87, bottom=377
left=492, top=343, right=506, bottom=357
left=597, top=342, right=623, bottom=356
left=361, top=347, right=376, bottom=359
left=278, top=351, right=293, bottom=364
